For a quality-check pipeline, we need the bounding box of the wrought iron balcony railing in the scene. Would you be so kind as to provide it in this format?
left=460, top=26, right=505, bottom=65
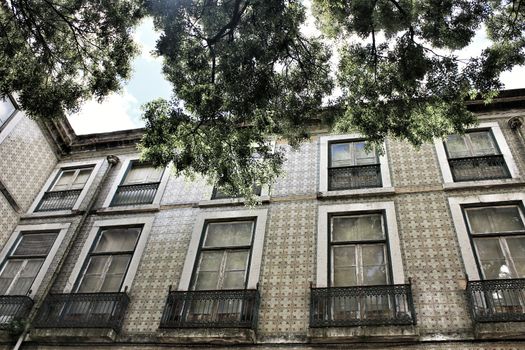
left=448, top=154, right=510, bottom=182
left=467, top=278, right=525, bottom=323
left=328, top=164, right=382, bottom=191
left=33, top=292, right=130, bottom=332
left=0, top=296, right=33, bottom=329
left=36, top=189, right=82, bottom=212
left=160, top=289, right=260, bottom=329
left=310, top=284, right=416, bottom=327
left=110, top=182, right=160, bottom=206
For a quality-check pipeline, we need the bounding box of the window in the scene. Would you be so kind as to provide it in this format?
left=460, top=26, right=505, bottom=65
left=444, top=130, right=510, bottom=181
left=110, top=161, right=164, bottom=206
left=435, top=122, right=519, bottom=185
left=75, top=226, right=142, bottom=293
left=0, top=96, right=16, bottom=130
left=0, top=232, right=58, bottom=295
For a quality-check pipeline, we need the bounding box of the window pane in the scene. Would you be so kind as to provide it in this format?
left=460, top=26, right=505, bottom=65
left=52, top=170, right=76, bottom=191
left=223, top=271, right=245, bottom=289
left=77, top=256, right=108, bottom=293
left=204, top=221, right=253, bottom=247
left=93, top=227, right=141, bottom=253
left=362, top=245, right=387, bottom=285
left=194, top=271, right=220, bottom=290
left=469, top=131, right=496, bottom=156
left=332, top=246, right=357, bottom=287
left=198, top=251, right=222, bottom=272
left=466, top=206, right=525, bottom=234
left=124, top=164, right=162, bottom=184
left=9, top=259, right=44, bottom=295
left=446, top=134, right=470, bottom=158
left=333, top=267, right=357, bottom=287
left=12, top=233, right=58, bottom=257
left=354, top=142, right=377, bottom=165
left=99, top=255, right=131, bottom=292
left=0, top=260, right=23, bottom=294
left=330, top=143, right=352, bottom=167
left=70, top=168, right=93, bottom=189
left=332, top=215, right=384, bottom=242
left=225, top=251, right=249, bottom=271
left=507, top=237, right=525, bottom=278
left=0, top=97, right=16, bottom=125
left=474, top=238, right=509, bottom=279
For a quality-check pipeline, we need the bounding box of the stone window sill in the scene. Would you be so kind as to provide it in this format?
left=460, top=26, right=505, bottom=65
left=443, top=178, right=524, bottom=191
left=198, top=196, right=270, bottom=208
left=318, top=187, right=395, bottom=199
left=308, top=324, right=419, bottom=343
left=97, top=204, right=160, bottom=215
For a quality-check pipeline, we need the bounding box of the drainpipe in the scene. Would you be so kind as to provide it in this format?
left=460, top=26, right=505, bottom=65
left=12, top=155, right=120, bottom=350
left=508, top=116, right=525, bottom=150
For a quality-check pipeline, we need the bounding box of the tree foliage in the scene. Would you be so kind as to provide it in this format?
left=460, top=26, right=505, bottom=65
left=0, top=0, right=143, bottom=119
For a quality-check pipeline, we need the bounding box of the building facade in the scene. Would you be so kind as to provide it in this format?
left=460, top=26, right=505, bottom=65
left=0, top=90, right=524, bottom=350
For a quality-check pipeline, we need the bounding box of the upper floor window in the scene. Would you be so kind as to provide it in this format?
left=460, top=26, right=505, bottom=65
left=328, top=141, right=381, bottom=191
left=0, top=231, right=58, bottom=295
left=36, top=166, right=94, bottom=212
left=0, top=96, right=16, bottom=130
left=444, top=130, right=510, bottom=182
left=110, top=162, right=164, bottom=207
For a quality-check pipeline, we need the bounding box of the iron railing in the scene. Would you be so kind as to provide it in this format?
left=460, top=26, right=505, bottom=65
left=328, top=164, right=382, bottom=191
left=211, top=185, right=262, bottom=200
left=448, top=155, right=510, bottom=182
left=36, top=189, right=82, bottom=211
left=310, top=284, right=416, bottom=327
left=467, top=278, right=525, bottom=323
left=160, top=289, right=260, bottom=329
left=33, top=292, right=130, bottom=332
left=111, top=182, right=160, bottom=206
left=0, top=296, right=33, bottom=329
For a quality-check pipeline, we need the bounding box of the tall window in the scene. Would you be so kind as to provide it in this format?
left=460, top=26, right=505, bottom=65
left=75, top=226, right=142, bottom=293
left=111, top=162, right=164, bottom=206
left=465, top=204, right=525, bottom=280
left=328, top=141, right=381, bottom=190
left=36, top=166, right=94, bottom=212
left=192, top=221, right=254, bottom=291
left=444, top=130, right=510, bottom=181
left=0, top=232, right=58, bottom=295
left=0, top=96, right=16, bottom=129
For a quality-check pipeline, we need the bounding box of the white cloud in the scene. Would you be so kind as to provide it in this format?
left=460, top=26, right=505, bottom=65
left=68, top=90, right=143, bottom=135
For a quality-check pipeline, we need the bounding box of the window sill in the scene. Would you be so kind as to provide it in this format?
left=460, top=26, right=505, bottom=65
left=22, top=210, right=77, bottom=219
left=442, top=178, right=525, bottom=191
left=318, top=187, right=395, bottom=199
left=198, top=196, right=270, bottom=208
left=97, top=204, right=160, bottom=215
left=157, top=328, right=256, bottom=344
left=29, top=327, right=117, bottom=343
left=308, top=324, right=419, bottom=343
left=474, top=322, right=525, bottom=340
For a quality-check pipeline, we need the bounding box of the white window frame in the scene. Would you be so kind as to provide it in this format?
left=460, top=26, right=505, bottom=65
left=178, top=209, right=268, bottom=291
left=0, top=223, right=70, bottom=298
left=319, top=134, right=393, bottom=197
left=448, top=192, right=525, bottom=281
left=0, top=95, right=23, bottom=145
left=28, top=158, right=104, bottom=215
left=316, top=201, right=405, bottom=288
left=64, top=217, right=154, bottom=293
left=434, top=122, right=520, bottom=187
left=102, top=155, right=170, bottom=209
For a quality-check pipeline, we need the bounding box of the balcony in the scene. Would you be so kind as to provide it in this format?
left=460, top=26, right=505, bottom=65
left=0, top=296, right=33, bottom=330
left=33, top=292, right=129, bottom=332
left=110, top=182, right=159, bottom=206
left=328, top=164, right=382, bottom=191
left=36, top=190, right=82, bottom=212
left=310, top=284, right=416, bottom=327
left=160, top=289, right=260, bottom=329
left=448, top=155, right=510, bottom=182
left=467, top=278, right=525, bottom=323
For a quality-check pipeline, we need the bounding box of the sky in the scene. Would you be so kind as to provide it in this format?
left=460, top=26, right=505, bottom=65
left=67, top=8, right=525, bottom=135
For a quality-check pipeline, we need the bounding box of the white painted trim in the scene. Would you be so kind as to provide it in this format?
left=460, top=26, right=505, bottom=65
left=102, top=156, right=170, bottom=208
left=178, top=209, right=269, bottom=291
left=316, top=201, right=405, bottom=288
left=0, top=111, right=23, bottom=145
left=0, top=223, right=70, bottom=298
left=28, top=158, right=104, bottom=213
left=64, top=216, right=155, bottom=293
left=434, top=122, right=520, bottom=185
left=448, top=192, right=525, bottom=281
left=319, top=134, right=392, bottom=193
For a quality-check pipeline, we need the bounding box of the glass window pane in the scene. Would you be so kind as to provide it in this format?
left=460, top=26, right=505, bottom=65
left=77, top=256, right=109, bottom=292
left=474, top=238, right=509, bottom=279
left=9, top=259, right=43, bottom=295
left=204, top=221, right=253, bottom=247
left=333, top=267, right=357, bottom=287
left=100, top=275, right=125, bottom=292
left=225, top=251, right=249, bottom=271
left=93, top=227, right=141, bottom=253
left=361, top=245, right=386, bottom=266
left=124, top=164, right=161, bottom=184
left=77, top=275, right=102, bottom=293
left=332, top=215, right=384, bottom=242
left=330, top=143, right=353, bottom=167
left=467, top=206, right=525, bottom=234
left=194, top=271, right=219, bottom=290
left=0, top=97, right=16, bottom=125
left=198, top=251, right=222, bottom=272
left=0, top=260, right=23, bottom=294
left=446, top=134, right=470, bottom=158
left=70, top=168, right=93, bottom=189
left=469, top=131, right=497, bottom=155
left=52, top=170, right=76, bottom=191
left=332, top=246, right=356, bottom=268
left=223, top=271, right=245, bottom=289
left=507, top=237, right=525, bottom=278
left=354, top=142, right=378, bottom=165
left=362, top=265, right=387, bottom=285
left=12, top=233, right=58, bottom=257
